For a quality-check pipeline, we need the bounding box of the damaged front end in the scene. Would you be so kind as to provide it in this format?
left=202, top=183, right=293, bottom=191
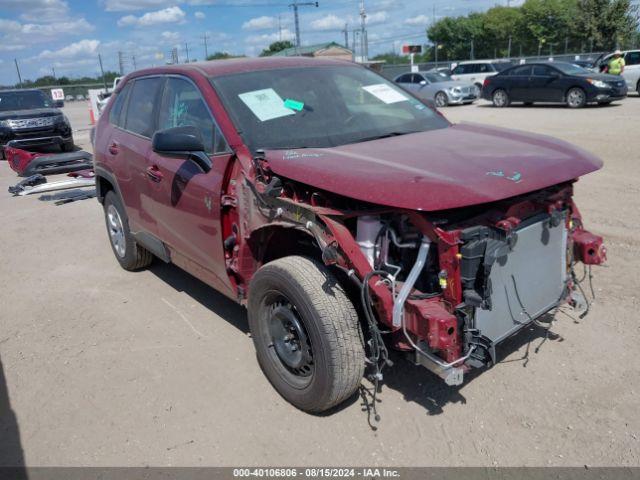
left=223, top=152, right=605, bottom=388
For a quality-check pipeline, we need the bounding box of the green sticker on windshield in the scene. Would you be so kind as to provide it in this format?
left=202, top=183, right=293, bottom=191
left=284, top=98, right=304, bottom=111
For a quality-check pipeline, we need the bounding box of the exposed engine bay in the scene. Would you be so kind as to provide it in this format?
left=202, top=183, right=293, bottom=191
left=221, top=152, right=607, bottom=391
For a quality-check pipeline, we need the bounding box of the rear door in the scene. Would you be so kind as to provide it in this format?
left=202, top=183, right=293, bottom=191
left=506, top=65, right=532, bottom=101
left=106, top=77, right=163, bottom=234
left=146, top=75, right=234, bottom=290
left=530, top=65, right=564, bottom=102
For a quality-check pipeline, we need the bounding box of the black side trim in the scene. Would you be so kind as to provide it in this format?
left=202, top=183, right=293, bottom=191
left=131, top=231, right=171, bottom=263
left=20, top=151, right=93, bottom=177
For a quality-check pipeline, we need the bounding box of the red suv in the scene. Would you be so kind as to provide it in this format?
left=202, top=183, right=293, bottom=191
left=94, top=57, right=606, bottom=413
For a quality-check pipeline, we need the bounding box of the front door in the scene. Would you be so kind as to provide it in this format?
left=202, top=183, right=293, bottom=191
left=146, top=76, right=234, bottom=292
left=529, top=65, right=564, bottom=102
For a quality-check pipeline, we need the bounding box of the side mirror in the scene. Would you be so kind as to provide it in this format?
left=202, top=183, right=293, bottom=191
left=152, top=125, right=211, bottom=173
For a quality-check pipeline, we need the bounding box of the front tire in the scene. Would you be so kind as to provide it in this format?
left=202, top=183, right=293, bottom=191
left=103, top=191, right=153, bottom=271
left=492, top=89, right=510, bottom=107
left=248, top=256, right=365, bottom=413
left=566, top=87, right=586, bottom=108
left=434, top=91, right=449, bottom=108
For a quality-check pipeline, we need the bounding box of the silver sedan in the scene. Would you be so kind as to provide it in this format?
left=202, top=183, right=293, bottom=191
left=394, top=71, right=479, bottom=107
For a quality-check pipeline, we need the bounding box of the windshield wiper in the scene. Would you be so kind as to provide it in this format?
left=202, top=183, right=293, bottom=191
left=351, top=131, right=421, bottom=144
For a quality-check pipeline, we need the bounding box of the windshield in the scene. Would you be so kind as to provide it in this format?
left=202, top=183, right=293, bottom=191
left=552, top=63, right=591, bottom=75
left=0, top=90, right=51, bottom=112
left=424, top=72, right=450, bottom=83
left=211, top=65, right=448, bottom=151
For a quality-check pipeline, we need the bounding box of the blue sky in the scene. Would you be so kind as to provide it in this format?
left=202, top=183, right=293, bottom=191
left=0, top=0, right=516, bottom=84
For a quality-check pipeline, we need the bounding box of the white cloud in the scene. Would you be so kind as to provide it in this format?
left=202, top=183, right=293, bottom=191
left=367, top=11, right=388, bottom=25
left=160, top=30, right=180, bottom=43
left=404, top=14, right=429, bottom=26
left=194, top=11, right=205, bottom=20
left=242, top=16, right=278, bottom=30
left=117, top=6, right=186, bottom=27
left=104, top=0, right=173, bottom=12
left=0, top=0, right=69, bottom=20
left=310, top=14, right=345, bottom=31
left=0, top=43, right=27, bottom=52
left=35, top=39, right=101, bottom=60
left=0, top=18, right=22, bottom=34
left=21, top=18, right=94, bottom=36
left=245, top=29, right=294, bottom=46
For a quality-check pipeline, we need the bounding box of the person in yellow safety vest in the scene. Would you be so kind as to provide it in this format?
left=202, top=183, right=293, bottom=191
left=607, top=50, right=625, bottom=75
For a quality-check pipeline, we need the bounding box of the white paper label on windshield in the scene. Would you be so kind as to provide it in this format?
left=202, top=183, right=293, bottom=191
left=238, top=88, right=295, bottom=122
left=362, top=84, right=409, bottom=104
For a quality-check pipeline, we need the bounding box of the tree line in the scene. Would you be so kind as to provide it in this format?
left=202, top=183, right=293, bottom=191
left=376, top=0, right=639, bottom=63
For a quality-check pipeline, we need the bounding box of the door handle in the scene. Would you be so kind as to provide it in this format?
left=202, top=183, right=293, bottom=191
left=146, top=165, right=163, bottom=183
left=108, top=142, right=119, bottom=155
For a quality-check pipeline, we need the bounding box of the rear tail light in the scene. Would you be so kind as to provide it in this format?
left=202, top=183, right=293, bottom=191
left=483, top=78, right=491, bottom=88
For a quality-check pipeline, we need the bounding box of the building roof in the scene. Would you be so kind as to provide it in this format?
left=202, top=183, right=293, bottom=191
left=272, top=42, right=350, bottom=57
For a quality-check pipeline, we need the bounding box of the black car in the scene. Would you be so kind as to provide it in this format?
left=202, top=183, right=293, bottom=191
left=0, top=89, right=74, bottom=156
left=481, top=62, right=628, bottom=108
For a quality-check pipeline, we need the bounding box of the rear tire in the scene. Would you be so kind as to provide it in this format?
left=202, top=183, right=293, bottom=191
left=248, top=256, right=365, bottom=413
left=434, top=91, right=449, bottom=108
left=566, top=87, right=586, bottom=108
left=103, top=191, right=153, bottom=271
left=492, top=89, right=510, bottom=107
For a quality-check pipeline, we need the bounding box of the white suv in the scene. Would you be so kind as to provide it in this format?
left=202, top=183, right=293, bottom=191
left=451, top=60, right=512, bottom=89
left=596, top=50, right=640, bottom=95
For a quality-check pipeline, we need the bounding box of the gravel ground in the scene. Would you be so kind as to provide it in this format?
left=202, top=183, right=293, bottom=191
left=0, top=98, right=638, bottom=467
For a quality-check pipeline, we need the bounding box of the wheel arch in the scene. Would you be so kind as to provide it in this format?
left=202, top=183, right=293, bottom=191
left=94, top=166, right=123, bottom=205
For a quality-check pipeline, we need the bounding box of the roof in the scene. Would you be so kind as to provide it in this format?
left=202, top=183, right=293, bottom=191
left=122, top=56, right=354, bottom=85
left=0, top=88, right=43, bottom=93
left=271, top=42, right=350, bottom=57
left=457, top=59, right=511, bottom=64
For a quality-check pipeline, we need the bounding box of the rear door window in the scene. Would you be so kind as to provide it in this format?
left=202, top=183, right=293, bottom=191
left=478, top=64, right=491, bottom=73
left=396, top=74, right=412, bottom=83
left=452, top=64, right=470, bottom=75
left=509, top=66, right=532, bottom=76
left=157, top=77, right=229, bottom=155
left=124, top=77, right=163, bottom=138
left=109, top=81, right=131, bottom=128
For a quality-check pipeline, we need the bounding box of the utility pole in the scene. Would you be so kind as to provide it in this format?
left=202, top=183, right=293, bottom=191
left=278, top=15, right=282, bottom=41
left=564, top=37, right=569, bottom=54
left=342, top=23, right=349, bottom=48
left=185, top=42, right=190, bottom=63
left=132, top=55, right=137, bottom=70
left=470, top=38, right=474, bottom=60
left=359, top=0, right=367, bottom=62
left=289, top=1, right=318, bottom=48
left=507, top=35, right=512, bottom=58
left=98, top=53, right=108, bottom=91
left=52, top=67, right=56, bottom=79
left=203, top=33, right=209, bottom=60
left=14, top=58, right=22, bottom=88
left=117, top=51, right=124, bottom=75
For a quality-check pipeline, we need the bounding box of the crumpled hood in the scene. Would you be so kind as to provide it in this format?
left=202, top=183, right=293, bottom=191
left=0, top=108, right=62, bottom=121
left=264, top=123, right=603, bottom=212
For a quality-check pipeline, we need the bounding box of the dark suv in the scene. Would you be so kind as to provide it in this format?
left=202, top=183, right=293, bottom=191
left=0, top=89, right=73, bottom=155
left=94, top=58, right=605, bottom=413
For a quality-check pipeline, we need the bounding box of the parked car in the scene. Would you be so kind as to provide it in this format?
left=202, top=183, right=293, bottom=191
left=65, top=95, right=75, bottom=101
left=394, top=71, right=479, bottom=107
left=94, top=57, right=605, bottom=413
left=595, top=50, right=640, bottom=95
left=450, top=60, right=512, bottom=90
left=427, top=66, right=453, bottom=76
left=0, top=88, right=74, bottom=156
left=75, top=94, right=85, bottom=101
left=482, top=62, right=628, bottom=108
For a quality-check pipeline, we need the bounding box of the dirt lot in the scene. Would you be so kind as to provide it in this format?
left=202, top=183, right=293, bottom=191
left=0, top=98, right=638, bottom=467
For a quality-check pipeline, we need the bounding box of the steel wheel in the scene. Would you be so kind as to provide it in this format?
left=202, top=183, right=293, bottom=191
left=267, top=296, right=314, bottom=383
left=492, top=89, right=509, bottom=107
left=107, top=204, right=126, bottom=258
left=567, top=88, right=586, bottom=108
left=435, top=91, right=448, bottom=108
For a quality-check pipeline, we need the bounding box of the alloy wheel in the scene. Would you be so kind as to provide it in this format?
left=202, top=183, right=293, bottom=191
left=107, top=204, right=126, bottom=258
